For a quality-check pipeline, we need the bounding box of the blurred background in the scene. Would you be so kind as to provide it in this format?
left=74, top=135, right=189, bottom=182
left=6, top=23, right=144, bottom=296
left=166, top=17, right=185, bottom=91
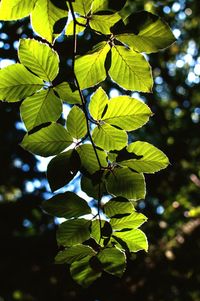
left=0, top=0, right=200, bottom=300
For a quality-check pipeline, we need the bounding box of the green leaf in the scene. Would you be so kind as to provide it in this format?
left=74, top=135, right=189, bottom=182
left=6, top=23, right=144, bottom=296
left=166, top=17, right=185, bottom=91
left=0, top=64, right=43, bottom=102
left=102, top=96, right=152, bottom=131
left=54, top=82, right=81, bottom=105
left=57, top=218, right=91, bottom=247
left=92, top=123, right=128, bottom=151
left=0, top=0, right=36, bottom=20
left=89, top=87, right=108, bottom=121
left=105, top=167, right=146, bottom=201
left=70, top=256, right=102, bottom=287
left=115, top=11, right=176, bottom=54
left=20, top=88, right=62, bottom=131
left=66, top=106, right=87, bottom=140
left=81, top=174, right=105, bottom=199
left=66, top=16, right=87, bottom=35
left=109, top=45, right=153, bottom=92
left=31, top=0, right=68, bottom=43
left=91, top=219, right=108, bottom=246
left=72, top=0, right=93, bottom=16
left=120, top=141, right=169, bottom=173
left=92, top=0, right=126, bottom=13
left=90, top=13, right=121, bottom=35
left=77, top=144, right=107, bottom=175
left=75, top=42, right=110, bottom=89
left=111, top=212, right=147, bottom=230
left=55, top=245, right=96, bottom=264
left=18, top=39, right=59, bottom=82
left=42, top=191, right=91, bottom=219
left=21, top=123, right=73, bottom=157
left=104, top=197, right=134, bottom=218
left=97, top=247, right=126, bottom=277
left=47, top=149, right=81, bottom=191
left=113, top=229, right=148, bottom=252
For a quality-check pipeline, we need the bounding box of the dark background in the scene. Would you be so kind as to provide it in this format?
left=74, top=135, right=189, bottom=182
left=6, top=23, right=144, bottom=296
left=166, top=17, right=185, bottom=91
left=0, top=0, right=200, bottom=300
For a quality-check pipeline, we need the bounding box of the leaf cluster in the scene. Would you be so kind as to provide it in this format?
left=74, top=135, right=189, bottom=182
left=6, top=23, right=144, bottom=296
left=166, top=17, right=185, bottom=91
left=0, top=0, right=175, bottom=287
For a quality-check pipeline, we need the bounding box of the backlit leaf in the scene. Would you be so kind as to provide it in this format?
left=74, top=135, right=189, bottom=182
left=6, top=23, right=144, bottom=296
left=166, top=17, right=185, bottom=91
left=20, top=88, right=62, bottom=131
left=92, top=0, right=126, bottom=13
left=75, top=42, right=110, bottom=89
left=0, top=64, right=43, bottom=102
left=104, top=197, right=134, bottom=218
left=21, top=123, right=73, bottom=157
left=115, top=11, right=176, bottom=54
left=120, top=141, right=169, bottom=173
left=0, top=0, right=36, bottom=20
left=66, top=106, right=87, bottom=140
left=57, top=218, right=91, bottom=247
left=109, top=45, right=153, bottom=92
left=54, top=82, right=81, bottom=105
left=90, top=13, right=121, bottom=35
left=105, top=167, right=146, bottom=201
left=72, top=0, right=93, bottom=16
left=77, top=144, right=107, bottom=174
left=97, top=247, right=126, bottom=277
left=55, top=245, right=96, bottom=264
left=66, top=16, right=87, bottom=35
left=70, top=256, right=102, bottom=287
left=111, top=212, right=147, bottom=230
left=18, top=39, right=59, bottom=82
left=42, top=191, right=91, bottom=219
left=89, top=87, right=108, bottom=121
left=31, top=0, right=68, bottom=43
left=92, top=123, right=128, bottom=151
left=113, top=229, right=148, bottom=252
left=102, top=96, right=152, bottom=131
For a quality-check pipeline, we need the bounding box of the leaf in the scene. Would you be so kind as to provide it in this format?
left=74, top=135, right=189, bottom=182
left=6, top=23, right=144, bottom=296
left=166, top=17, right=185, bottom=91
left=81, top=174, right=105, bottom=200
left=21, top=123, right=73, bottom=157
left=42, top=191, right=91, bottom=219
left=20, top=88, right=62, bottom=131
left=70, top=256, right=102, bottom=287
left=102, top=96, right=152, bottom=131
left=0, top=64, right=43, bottom=102
left=77, top=144, right=107, bottom=175
left=113, top=229, right=148, bottom=252
left=72, top=0, right=93, bottom=16
left=0, top=0, right=36, bottom=20
left=91, top=219, right=108, bottom=246
left=75, top=42, right=110, bottom=89
left=31, top=0, right=68, bottom=43
left=119, top=141, right=169, bottom=173
left=105, top=167, right=146, bottom=201
left=54, top=82, right=81, bottom=105
left=89, top=87, right=108, bottom=121
left=90, top=13, right=121, bottom=35
left=57, top=218, right=91, bottom=247
left=66, top=106, right=87, bottom=140
left=47, top=149, right=81, bottom=191
left=109, top=45, right=153, bottom=92
left=104, top=197, right=134, bottom=218
left=97, top=247, right=126, bottom=277
left=55, top=245, right=96, bottom=264
left=92, top=123, right=128, bottom=151
left=92, top=0, right=126, bottom=13
left=111, top=212, right=147, bottom=230
left=66, top=16, right=87, bottom=35
left=18, top=39, right=59, bottom=82
left=115, top=11, right=176, bottom=54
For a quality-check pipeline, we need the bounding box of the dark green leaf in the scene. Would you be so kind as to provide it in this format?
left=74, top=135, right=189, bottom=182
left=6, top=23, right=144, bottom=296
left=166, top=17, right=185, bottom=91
left=47, top=149, right=80, bottom=192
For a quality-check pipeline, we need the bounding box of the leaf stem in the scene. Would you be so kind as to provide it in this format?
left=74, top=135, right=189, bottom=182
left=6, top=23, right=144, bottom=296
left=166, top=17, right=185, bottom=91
left=68, top=1, right=103, bottom=170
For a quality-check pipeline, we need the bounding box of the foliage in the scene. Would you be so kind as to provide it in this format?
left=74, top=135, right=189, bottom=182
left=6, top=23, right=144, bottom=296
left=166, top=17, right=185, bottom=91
left=0, top=0, right=175, bottom=287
